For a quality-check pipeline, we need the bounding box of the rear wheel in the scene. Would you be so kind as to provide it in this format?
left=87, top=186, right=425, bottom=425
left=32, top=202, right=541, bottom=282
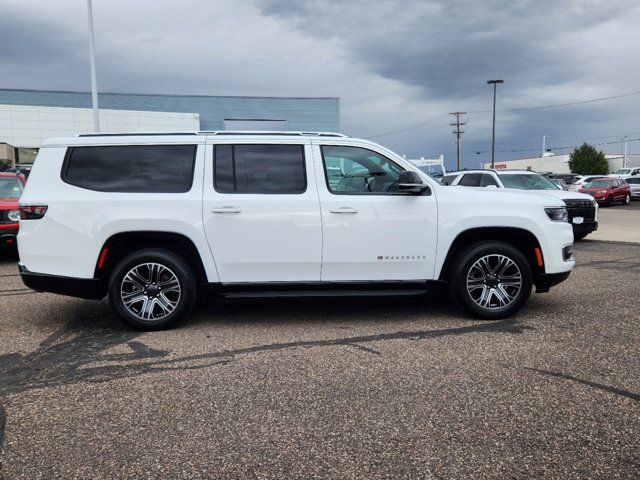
left=108, top=249, right=196, bottom=330
left=448, top=241, right=533, bottom=320
left=623, top=193, right=631, bottom=205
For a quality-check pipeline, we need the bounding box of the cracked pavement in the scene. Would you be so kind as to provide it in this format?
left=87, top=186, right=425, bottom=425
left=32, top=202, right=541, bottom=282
left=0, top=240, right=639, bottom=479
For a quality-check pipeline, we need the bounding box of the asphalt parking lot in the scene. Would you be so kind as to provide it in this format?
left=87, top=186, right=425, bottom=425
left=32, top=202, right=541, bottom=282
left=0, top=240, right=639, bottom=479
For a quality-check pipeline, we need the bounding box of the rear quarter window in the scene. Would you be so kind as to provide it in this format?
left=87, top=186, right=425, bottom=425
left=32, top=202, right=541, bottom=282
left=62, top=145, right=197, bottom=193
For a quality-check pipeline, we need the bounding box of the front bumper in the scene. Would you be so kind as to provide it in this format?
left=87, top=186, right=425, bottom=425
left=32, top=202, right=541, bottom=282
left=572, top=220, right=598, bottom=234
left=534, top=271, right=571, bottom=293
left=0, top=227, right=19, bottom=248
left=19, top=263, right=106, bottom=300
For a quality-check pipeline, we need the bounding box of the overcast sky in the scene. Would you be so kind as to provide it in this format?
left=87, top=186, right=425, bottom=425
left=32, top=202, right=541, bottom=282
left=2, top=0, right=639, bottom=167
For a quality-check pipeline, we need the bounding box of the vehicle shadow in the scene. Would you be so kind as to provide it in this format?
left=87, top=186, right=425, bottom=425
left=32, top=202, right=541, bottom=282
left=0, top=292, right=532, bottom=398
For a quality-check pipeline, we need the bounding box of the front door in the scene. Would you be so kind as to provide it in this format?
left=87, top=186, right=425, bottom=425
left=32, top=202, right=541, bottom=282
left=202, top=141, right=322, bottom=283
left=313, top=143, right=438, bottom=281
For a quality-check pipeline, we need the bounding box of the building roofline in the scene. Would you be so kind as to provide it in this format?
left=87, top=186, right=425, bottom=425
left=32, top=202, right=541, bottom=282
left=0, top=87, right=340, bottom=102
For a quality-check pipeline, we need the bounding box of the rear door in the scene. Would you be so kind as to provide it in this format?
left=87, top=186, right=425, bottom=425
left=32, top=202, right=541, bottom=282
left=202, top=140, right=322, bottom=283
left=312, top=142, right=438, bottom=281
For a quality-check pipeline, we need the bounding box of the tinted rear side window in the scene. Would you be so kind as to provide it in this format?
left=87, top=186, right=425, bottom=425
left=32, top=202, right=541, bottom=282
left=626, top=177, right=640, bottom=184
left=63, top=145, right=196, bottom=193
left=214, top=144, right=306, bottom=194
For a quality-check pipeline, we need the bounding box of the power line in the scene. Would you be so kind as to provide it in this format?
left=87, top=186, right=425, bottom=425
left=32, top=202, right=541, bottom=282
left=450, top=112, right=467, bottom=170
left=363, top=89, right=640, bottom=139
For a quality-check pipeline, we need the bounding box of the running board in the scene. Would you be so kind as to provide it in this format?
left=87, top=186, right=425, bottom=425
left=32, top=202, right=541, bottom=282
left=222, top=289, right=429, bottom=299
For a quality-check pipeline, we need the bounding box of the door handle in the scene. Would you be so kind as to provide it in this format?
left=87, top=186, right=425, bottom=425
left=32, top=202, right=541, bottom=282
left=211, top=207, right=241, bottom=214
left=329, top=207, right=358, bottom=214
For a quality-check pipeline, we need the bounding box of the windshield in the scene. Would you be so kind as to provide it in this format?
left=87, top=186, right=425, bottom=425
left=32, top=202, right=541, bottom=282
left=614, top=169, right=631, bottom=174
left=586, top=180, right=613, bottom=188
left=500, top=174, right=559, bottom=190
left=0, top=177, right=23, bottom=198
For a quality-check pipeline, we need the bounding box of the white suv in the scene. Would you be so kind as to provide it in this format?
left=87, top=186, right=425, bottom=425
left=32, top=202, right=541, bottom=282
left=18, top=132, right=575, bottom=330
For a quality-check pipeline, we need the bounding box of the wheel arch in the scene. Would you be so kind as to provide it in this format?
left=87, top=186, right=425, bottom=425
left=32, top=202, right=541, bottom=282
left=438, top=227, right=544, bottom=281
left=94, top=231, right=208, bottom=286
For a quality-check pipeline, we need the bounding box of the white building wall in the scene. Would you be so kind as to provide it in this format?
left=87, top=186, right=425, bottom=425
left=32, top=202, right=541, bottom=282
left=0, top=104, right=200, bottom=148
left=484, top=154, right=640, bottom=174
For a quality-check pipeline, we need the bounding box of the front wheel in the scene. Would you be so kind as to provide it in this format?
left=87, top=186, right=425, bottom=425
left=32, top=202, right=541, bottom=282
left=448, top=242, right=533, bottom=320
left=108, top=249, right=197, bottom=330
left=623, top=193, right=631, bottom=205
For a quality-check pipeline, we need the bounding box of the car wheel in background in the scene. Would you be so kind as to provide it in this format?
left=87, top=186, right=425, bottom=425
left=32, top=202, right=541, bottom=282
left=605, top=195, right=613, bottom=207
left=448, top=241, right=533, bottom=320
left=623, top=193, right=631, bottom=205
left=108, top=249, right=197, bottom=330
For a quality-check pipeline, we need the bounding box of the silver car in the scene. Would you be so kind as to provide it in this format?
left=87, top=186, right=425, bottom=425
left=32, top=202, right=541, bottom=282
left=626, top=176, right=640, bottom=199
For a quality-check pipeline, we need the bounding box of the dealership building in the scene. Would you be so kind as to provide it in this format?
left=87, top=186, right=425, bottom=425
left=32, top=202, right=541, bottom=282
left=0, top=88, right=340, bottom=169
left=483, top=152, right=640, bottom=174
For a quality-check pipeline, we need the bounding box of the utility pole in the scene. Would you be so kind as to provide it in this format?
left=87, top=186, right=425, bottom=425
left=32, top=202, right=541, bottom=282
left=86, top=0, right=100, bottom=132
left=486, top=80, right=504, bottom=168
left=542, top=135, right=548, bottom=172
left=450, top=112, right=467, bottom=171
left=623, top=135, right=628, bottom=168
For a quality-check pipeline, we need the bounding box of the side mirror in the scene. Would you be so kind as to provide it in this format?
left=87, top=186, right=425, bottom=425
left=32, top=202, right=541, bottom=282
left=398, top=171, right=430, bottom=195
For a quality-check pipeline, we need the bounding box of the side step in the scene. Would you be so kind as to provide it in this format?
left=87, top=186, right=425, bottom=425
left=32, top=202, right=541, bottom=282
left=222, top=289, right=429, bottom=299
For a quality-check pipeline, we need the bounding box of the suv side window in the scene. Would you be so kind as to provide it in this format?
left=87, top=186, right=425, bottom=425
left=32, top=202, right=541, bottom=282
left=321, top=145, right=405, bottom=194
left=479, top=174, right=499, bottom=187
left=457, top=173, right=483, bottom=187
left=62, top=145, right=197, bottom=193
left=214, top=144, right=306, bottom=194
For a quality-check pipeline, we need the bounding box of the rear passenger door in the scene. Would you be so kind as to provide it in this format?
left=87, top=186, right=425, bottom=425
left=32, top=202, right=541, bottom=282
left=202, top=141, right=322, bottom=283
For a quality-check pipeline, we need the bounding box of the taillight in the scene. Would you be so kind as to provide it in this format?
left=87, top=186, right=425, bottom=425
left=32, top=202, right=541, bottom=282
left=19, top=205, right=48, bottom=220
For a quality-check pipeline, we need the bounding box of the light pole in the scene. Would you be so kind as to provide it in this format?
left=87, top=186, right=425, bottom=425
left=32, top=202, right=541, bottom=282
left=487, top=80, right=503, bottom=168
left=86, top=0, right=100, bottom=132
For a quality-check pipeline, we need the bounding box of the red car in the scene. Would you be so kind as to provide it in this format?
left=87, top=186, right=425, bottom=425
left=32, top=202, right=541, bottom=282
left=0, top=172, right=26, bottom=249
left=579, top=177, right=631, bottom=206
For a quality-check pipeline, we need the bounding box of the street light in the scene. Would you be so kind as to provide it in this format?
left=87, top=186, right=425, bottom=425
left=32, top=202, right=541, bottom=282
left=86, top=0, right=100, bottom=132
left=487, top=80, right=503, bottom=168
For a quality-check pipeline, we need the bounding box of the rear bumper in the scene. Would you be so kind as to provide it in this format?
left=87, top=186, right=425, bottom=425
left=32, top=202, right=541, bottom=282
left=535, top=271, right=571, bottom=293
left=19, top=263, right=106, bottom=300
left=0, top=228, right=19, bottom=248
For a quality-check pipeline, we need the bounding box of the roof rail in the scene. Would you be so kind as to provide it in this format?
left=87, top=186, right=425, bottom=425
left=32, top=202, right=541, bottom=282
left=202, top=131, right=348, bottom=137
left=77, top=131, right=348, bottom=138
left=78, top=132, right=198, bottom=137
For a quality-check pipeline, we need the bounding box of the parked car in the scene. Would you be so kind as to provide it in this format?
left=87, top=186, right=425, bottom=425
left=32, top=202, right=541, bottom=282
left=549, top=178, right=568, bottom=190
left=626, top=176, right=640, bottom=199
left=5, top=164, right=33, bottom=179
left=442, top=169, right=598, bottom=240
left=0, top=172, right=26, bottom=249
left=549, top=173, right=581, bottom=185
left=568, top=175, right=604, bottom=192
left=579, top=178, right=631, bottom=206
left=610, top=167, right=640, bottom=179
left=18, top=132, right=575, bottom=330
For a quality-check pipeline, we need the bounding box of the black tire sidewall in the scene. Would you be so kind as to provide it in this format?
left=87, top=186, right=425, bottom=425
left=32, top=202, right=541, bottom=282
left=108, top=249, right=196, bottom=330
left=448, top=242, right=533, bottom=320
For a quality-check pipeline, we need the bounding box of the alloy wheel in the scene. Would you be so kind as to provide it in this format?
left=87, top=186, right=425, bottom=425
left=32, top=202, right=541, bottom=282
left=120, top=262, right=182, bottom=321
left=466, top=254, right=522, bottom=310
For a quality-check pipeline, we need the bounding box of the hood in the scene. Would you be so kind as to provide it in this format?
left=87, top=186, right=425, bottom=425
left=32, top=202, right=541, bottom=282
left=580, top=186, right=611, bottom=192
left=0, top=198, right=20, bottom=209
left=527, top=189, right=595, bottom=201
left=445, top=185, right=566, bottom=207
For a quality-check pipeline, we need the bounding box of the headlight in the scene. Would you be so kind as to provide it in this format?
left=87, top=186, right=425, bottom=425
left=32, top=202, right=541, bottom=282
left=545, top=207, right=569, bottom=222
left=7, top=209, right=20, bottom=222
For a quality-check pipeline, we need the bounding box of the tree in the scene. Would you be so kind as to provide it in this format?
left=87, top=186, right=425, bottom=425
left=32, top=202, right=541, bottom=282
left=568, top=143, right=609, bottom=174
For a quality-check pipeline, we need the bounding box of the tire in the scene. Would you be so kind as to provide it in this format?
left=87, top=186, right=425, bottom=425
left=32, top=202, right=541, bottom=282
left=623, top=193, right=631, bottom=205
left=108, top=249, right=197, bottom=330
left=447, top=241, right=533, bottom=320
left=574, top=231, right=589, bottom=241
left=605, top=195, right=613, bottom=207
